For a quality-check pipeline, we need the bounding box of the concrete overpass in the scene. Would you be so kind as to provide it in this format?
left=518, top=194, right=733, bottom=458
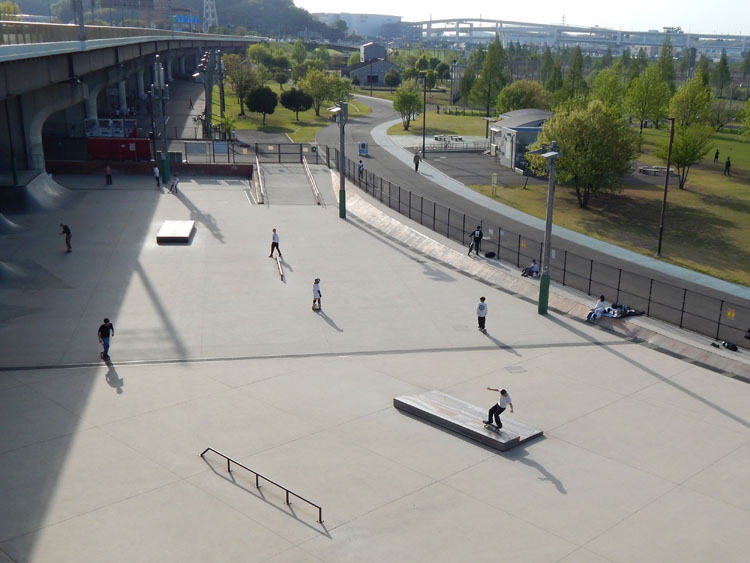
left=409, top=17, right=749, bottom=59
left=0, top=21, right=262, bottom=177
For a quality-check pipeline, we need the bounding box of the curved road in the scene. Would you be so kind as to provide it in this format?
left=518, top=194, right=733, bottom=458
left=316, top=96, right=750, bottom=335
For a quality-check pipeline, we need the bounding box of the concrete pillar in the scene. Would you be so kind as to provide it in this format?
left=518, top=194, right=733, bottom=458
left=136, top=68, right=145, bottom=99
left=86, top=94, right=97, bottom=119
left=180, top=57, right=186, bottom=75
left=118, top=80, right=127, bottom=113
left=166, top=59, right=174, bottom=82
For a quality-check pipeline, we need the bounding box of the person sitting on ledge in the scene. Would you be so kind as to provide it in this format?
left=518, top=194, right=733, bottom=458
left=521, top=259, right=539, bottom=278
left=586, top=295, right=607, bottom=321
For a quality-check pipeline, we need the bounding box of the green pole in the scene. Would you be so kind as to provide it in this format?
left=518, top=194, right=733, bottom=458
left=338, top=101, right=348, bottom=219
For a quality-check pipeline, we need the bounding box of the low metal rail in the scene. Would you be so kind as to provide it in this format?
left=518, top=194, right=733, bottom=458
left=302, top=156, right=322, bottom=206
left=255, top=155, right=266, bottom=204
left=200, top=447, right=322, bottom=523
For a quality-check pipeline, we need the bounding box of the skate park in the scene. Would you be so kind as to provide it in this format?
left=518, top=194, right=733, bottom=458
left=2, top=32, right=750, bottom=563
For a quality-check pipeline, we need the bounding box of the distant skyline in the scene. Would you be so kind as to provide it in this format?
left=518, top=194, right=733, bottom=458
left=293, top=0, right=749, bottom=36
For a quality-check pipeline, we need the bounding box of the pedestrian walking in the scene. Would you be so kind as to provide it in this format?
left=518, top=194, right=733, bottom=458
left=483, top=387, right=514, bottom=429
left=312, top=278, right=322, bottom=311
left=269, top=228, right=282, bottom=258
left=477, top=296, right=488, bottom=332
left=714, top=149, right=719, bottom=163
left=724, top=157, right=731, bottom=176
left=413, top=151, right=421, bottom=172
left=468, top=225, right=483, bottom=256
left=97, top=317, right=115, bottom=359
left=59, top=223, right=72, bottom=252
left=105, top=164, right=113, bottom=185
left=153, top=165, right=161, bottom=187
left=358, top=160, right=364, bottom=181
left=168, top=175, right=179, bottom=194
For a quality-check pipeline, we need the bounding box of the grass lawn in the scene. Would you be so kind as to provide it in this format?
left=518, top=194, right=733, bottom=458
left=387, top=111, right=488, bottom=137
left=210, top=83, right=371, bottom=143
left=470, top=127, right=750, bottom=286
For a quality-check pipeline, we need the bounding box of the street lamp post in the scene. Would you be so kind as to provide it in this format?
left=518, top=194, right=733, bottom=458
left=656, top=117, right=676, bottom=257
left=217, top=50, right=225, bottom=118
left=527, top=141, right=561, bottom=315
left=152, top=56, right=170, bottom=183
left=419, top=71, right=427, bottom=159
left=338, top=101, right=348, bottom=219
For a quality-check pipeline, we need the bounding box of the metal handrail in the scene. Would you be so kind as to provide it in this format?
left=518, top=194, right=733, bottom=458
left=254, top=155, right=266, bottom=205
left=200, top=447, right=323, bottom=523
left=302, top=156, right=322, bottom=206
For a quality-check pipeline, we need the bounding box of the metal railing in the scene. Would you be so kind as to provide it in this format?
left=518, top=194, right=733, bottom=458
left=254, top=155, right=266, bottom=205
left=200, top=447, right=323, bottom=523
left=302, top=156, right=322, bottom=205
left=322, top=145, right=749, bottom=347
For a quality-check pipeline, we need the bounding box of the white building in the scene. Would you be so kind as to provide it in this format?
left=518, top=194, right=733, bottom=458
left=313, top=13, right=402, bottom=38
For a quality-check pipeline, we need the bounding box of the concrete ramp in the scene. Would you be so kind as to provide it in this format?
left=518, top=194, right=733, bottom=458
left=394, top=391, right=543, bottom=452
left=262, top=164, right=317, bottom=205
left=0, top=213, right=24, bottom=233
left=0, top=172, right=76, bottom=213
left=156, top=221, right=195, bottom=244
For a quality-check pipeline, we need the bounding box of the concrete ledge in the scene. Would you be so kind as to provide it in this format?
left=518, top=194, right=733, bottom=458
left=394, top=391, right=543, bottom=452
left=156, top=220, right=195, bottom=244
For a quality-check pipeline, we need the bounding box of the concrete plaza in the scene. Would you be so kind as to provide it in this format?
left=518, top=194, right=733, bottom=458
left=1, top=169, right=749, bottom=562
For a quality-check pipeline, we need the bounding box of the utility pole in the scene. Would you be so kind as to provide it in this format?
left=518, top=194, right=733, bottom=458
left=656, top=118, right=675, bottom=257
left=153, top=57, right=170, bottom=183
left=338, top=101, right=348, bottom=219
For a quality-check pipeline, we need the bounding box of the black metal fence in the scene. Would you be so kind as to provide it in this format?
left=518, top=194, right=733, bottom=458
left=321, top=144, right=749, bottom=346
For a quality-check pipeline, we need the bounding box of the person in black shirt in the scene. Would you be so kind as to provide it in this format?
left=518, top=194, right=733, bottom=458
left=59, top=223, right=72, bottom=252
left=468, top=225, right=483, bottom=256
left=98, top=318, right=115, bottom=359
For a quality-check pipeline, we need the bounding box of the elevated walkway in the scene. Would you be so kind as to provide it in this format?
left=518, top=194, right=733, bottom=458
left=394, top=391, right=543, bottom=452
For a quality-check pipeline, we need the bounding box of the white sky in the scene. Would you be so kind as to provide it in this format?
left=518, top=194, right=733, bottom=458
left=293, top=0, right=749, bottom=36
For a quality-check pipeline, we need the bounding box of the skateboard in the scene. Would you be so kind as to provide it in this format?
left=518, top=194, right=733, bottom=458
left=483, top=422, right=503, bottom=434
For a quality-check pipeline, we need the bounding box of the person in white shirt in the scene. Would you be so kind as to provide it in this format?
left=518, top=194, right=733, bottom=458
left=269, top=228, right=282, bottom=258
left=521, top=259, right=539, bottom=277
left=168, top=176, right=179, bottom=194
left=477, top=296, right=488, bottom=331
left=312, top=278, right=322, bottom=311
left=483, top=387, right=514, bottom=429
left=587, top=295, right=607, bottom=321
left=153, top=165, right=160, bottom=187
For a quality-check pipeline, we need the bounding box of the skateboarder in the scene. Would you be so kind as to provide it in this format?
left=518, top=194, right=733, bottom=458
left=269, top=228, right=282, bottom=258
left=484, top=387, right=513, bottom=429
left=97, top=317, right=115, bottom=359
left=477, top=296, right=488, bottom=331
left=312, top=278, right=322, bottom=311
left=59, top=223, right=72, bottom=252
left=168, top=175, right=179, bottom=194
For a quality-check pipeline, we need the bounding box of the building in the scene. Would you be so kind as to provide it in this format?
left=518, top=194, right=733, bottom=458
left=360, top=42, right=386, bottom=63
left=490, top=109, right=550, bottom=171
left=344, top=59, right=402, bottom=87
left=313, top=13, right=401, bottom=38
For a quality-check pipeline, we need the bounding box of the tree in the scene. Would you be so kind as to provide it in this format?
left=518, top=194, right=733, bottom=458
left=384, top=69, right=402, bottom=92
left=601, top=47, right=613, bottom=69
left=291, top=39, right=307, bottom=65
left=624, top=63, right=671, bottom=134
left=275, top=71, right=289, bottom=89
left=425, top=69, right=438, bottom=90
left=435, top=62, right=450, bottom=80
left=529, top=100, right=638, bottom=208
left=299, top=69, right=330, bottom=116
left=223, top=54, right=262, bottom=116
left=219, top=115, right=236, bottom=140
left=496, top=80, right=548, bottom=113
left=393, top=80, right=422, bottom=130
left=545, top=60, right=563, bottom=93
left=291, top=63, right=308, bottom=83
left=712, top=49, right=731, bottom=99
left=469, top=37, right=507, bottom=122
left=428, top=57, right=441, bottom=70
left=659, top=36, right=676, bottom=91
left=742, top=52, right=750, bottom=101
left=280, top=88, right=314, bottom=120
left=0, top=1, right=20, bottom=20
left=457, top=70, right=475, bottom=104
left=402, top=67, right=418, bottom=81
left=656, top=124, right=713, bottom=189
left=695, top=57, right=710, bottom=86
left=328, top=76, right=354, bottom=105
left=272, top=55, right=290, bottom=71
left=347, top=52, right=360, bottom=66
left=742, top=99, right=750, bottom=139
left=561, top=45, right=587, bottom=99
left=415, top=54, right=429, bottom=71
left=591, top=68, right=625, bottom=111
left=313, top=46, right=331, bottom=69
left=244, top=86, right=278, bottom=124
left=540, top=46, right=554, bottom=84
left=351, top=75, right=360, bottom=87
left=248, top=43, right=274, bottom=68
left=669, top=74, right=714, bottom=128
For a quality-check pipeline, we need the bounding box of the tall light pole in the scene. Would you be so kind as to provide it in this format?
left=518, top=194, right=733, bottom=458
left=153, top=56, right=170, bottom=183
left=338, top=101, right=348, bottom=219
left=419, top=71, right=427, bottom=159
left=527, top=141, right=560, bottom=315
left=656, top=117, right=675, bottom=257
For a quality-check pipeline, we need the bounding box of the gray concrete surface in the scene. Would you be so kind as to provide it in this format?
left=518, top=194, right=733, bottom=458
left=1, top=169, right=750, bottom=562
